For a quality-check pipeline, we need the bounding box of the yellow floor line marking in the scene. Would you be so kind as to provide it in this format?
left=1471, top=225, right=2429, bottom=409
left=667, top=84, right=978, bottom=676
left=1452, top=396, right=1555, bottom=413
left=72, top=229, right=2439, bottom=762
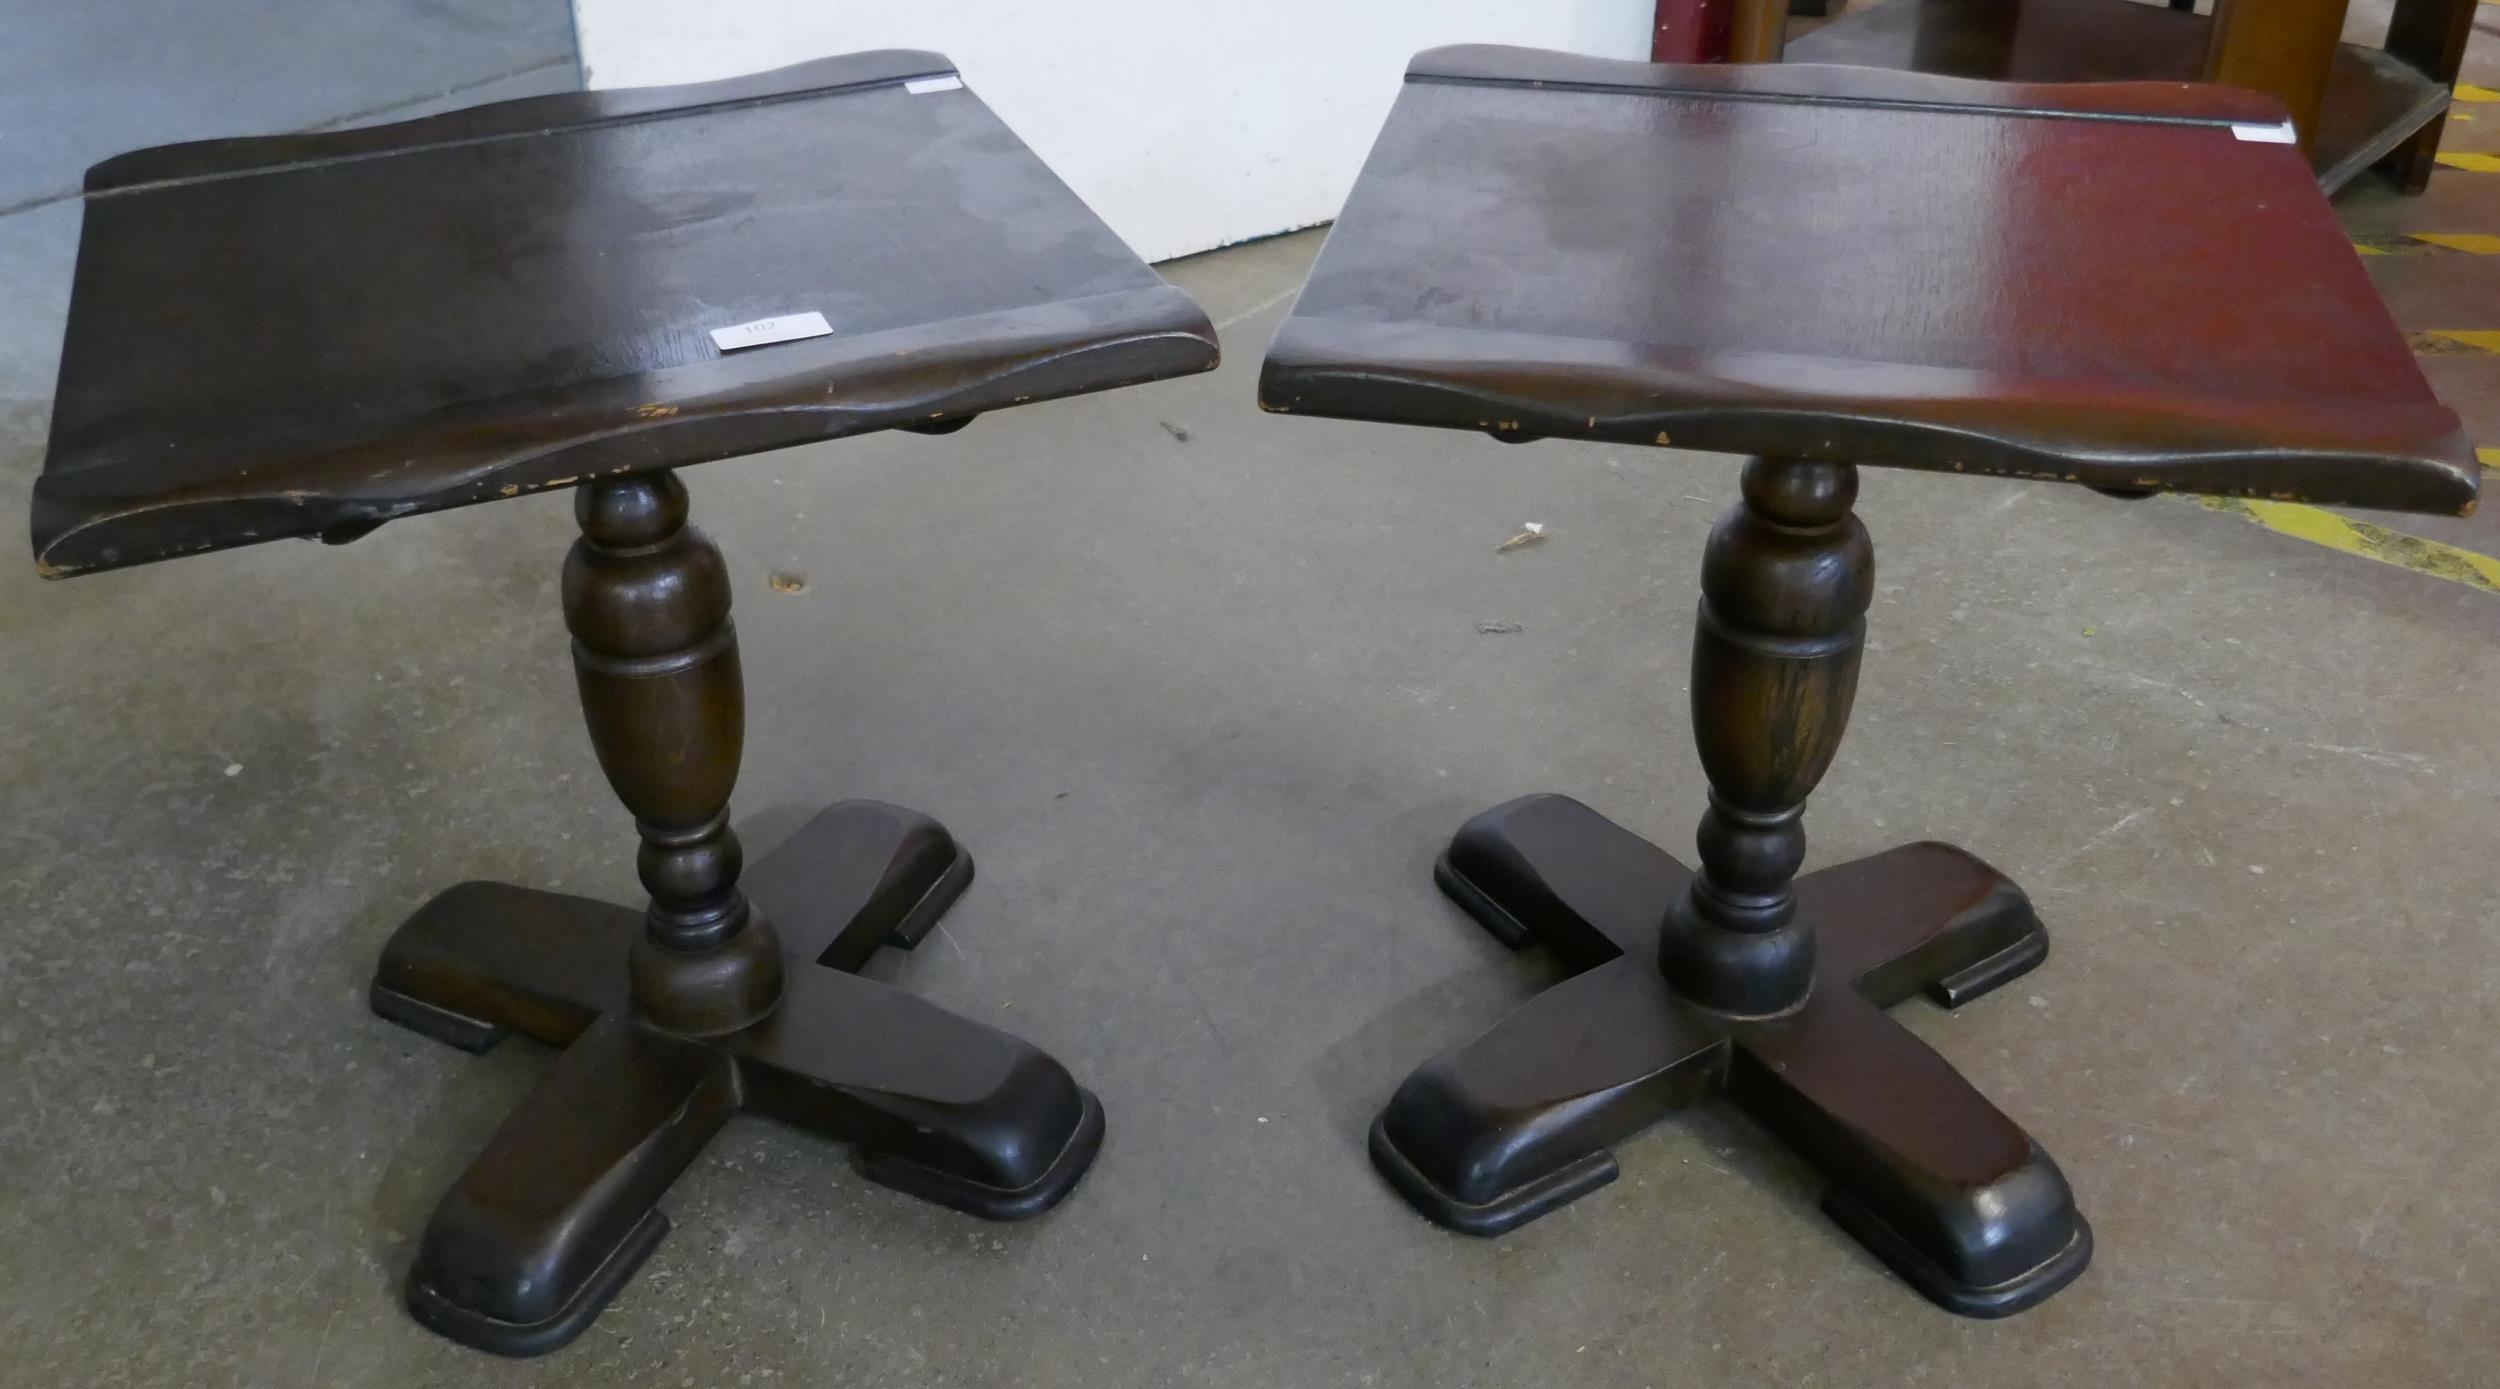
left=2411, top=232, right=2500, bottom=254
left=2481, top=446, right=2500, bottom=475
left=2437, top=152, right=2500, bottom=172
left=2409, top=329, right=2500, bottom=354
left=2189, top=497, right=2500, bottom=594
left=2351, top=233, right=2500, bottom=256
left=2458, top=83, right=2498, bottom=103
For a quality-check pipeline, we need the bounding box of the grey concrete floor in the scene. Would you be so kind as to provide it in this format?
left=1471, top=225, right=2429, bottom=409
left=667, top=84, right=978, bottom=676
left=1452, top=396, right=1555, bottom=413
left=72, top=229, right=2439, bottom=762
left=6, top=7, right=2500, bottom=1389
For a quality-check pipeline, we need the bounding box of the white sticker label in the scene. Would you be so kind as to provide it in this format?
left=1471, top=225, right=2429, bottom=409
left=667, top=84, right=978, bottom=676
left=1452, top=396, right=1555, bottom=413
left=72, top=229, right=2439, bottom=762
left=709, top=312, right=833, bottom=352
left=904, top=75, right=964, bottom=95
left=2230, top=121, right=2298, bottom=144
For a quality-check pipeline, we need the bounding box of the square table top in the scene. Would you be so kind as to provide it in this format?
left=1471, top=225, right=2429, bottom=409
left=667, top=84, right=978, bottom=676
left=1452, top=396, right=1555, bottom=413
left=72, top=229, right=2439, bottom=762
left=1259, top=47, right=2478, bottom=516
left=35, top=50, right=1218, bottom=576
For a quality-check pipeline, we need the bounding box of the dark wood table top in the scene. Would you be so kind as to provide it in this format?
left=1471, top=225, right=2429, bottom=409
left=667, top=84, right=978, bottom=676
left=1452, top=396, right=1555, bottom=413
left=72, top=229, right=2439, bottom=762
left=1260, top=46, right=2478, bottom=515
left=36, top=50, right=1218, bottom=576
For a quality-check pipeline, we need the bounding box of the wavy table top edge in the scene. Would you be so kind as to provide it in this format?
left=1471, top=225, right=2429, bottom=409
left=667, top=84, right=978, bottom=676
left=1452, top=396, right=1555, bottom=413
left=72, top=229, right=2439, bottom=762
left=84, top=50, right=958, bottom=194
left=1404, top=45, right=2294, bottom=129
left=36, top=283, right=1218, bottom=577
left=1259, top=315, right=2479, bottom=515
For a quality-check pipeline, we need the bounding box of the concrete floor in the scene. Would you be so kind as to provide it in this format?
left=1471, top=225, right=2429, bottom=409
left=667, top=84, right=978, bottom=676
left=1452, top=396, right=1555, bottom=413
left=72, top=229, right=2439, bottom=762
left=5, top=6, right=2500, bottom=1388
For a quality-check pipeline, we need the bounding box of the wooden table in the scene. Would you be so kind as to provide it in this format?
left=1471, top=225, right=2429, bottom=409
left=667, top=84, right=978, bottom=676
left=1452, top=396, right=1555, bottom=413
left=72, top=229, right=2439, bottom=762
left=1261, top=46, right=2474, bottom=1317
left=37, top=51, right=1217, bottom=1356
left=1782, top=0, right=2484, bottom=193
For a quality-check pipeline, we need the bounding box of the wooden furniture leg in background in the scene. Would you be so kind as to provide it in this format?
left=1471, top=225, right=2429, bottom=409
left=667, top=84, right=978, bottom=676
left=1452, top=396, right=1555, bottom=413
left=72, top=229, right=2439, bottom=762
left=1732, top=0, right=1794, bottom=61
left=2375, top=0, right=2483, bottom=189
left=2207, top=0, right=2356, bottom=147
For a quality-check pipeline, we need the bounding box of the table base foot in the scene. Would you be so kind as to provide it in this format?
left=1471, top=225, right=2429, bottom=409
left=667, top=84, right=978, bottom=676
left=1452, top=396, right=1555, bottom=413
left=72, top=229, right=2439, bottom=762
left=370, top=800, right=1100, bottom=1356
left=1375, top=793, right=2089, bottom=1317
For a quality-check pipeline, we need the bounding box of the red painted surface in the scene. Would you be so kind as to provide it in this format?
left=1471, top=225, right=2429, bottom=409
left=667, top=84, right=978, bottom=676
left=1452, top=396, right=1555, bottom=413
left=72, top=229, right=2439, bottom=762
left=1653, top=0, right=1736, bottom=62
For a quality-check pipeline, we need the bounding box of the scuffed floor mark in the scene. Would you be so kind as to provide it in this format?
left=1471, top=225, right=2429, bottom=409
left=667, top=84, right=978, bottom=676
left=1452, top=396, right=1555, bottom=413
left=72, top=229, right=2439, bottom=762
left=2296, top=741, right=2431, bottom=771
left=2043, top=806, right=2150, bottom=873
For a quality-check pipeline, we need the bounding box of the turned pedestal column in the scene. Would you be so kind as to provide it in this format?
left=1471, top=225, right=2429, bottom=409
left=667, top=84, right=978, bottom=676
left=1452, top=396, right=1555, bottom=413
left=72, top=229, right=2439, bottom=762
left=566, top=473, right=786, bottom=1034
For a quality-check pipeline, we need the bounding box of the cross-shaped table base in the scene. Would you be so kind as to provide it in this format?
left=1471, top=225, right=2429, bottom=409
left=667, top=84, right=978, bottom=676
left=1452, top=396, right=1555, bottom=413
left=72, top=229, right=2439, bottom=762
left=1374, top=793, right=2089, bottom=1317
left=371, top=799, right=1103, bottom=1355
left=348, top=467, right=1107, bottom=1357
